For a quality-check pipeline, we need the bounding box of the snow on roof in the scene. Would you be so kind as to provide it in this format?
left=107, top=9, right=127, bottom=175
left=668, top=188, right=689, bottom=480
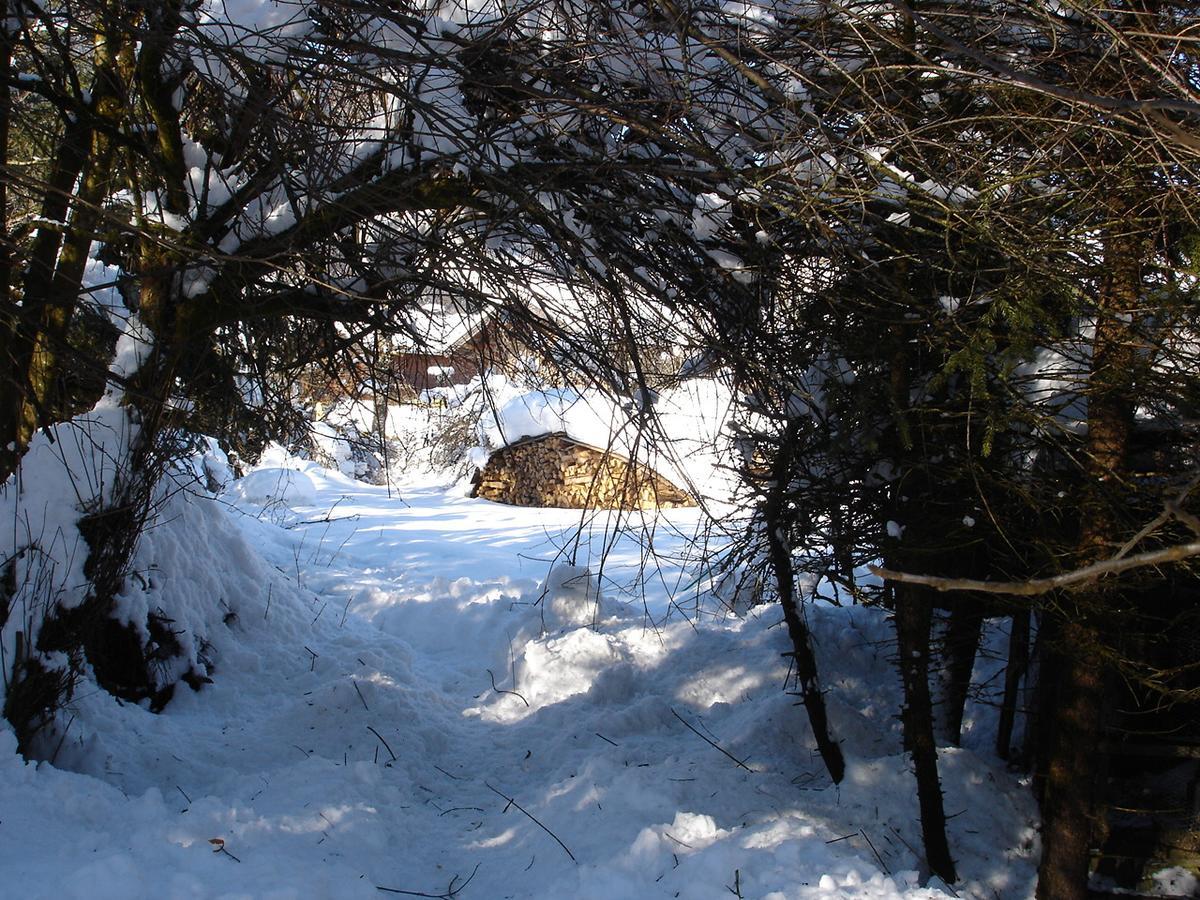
left=390, top=263, right=627, bottom=358
left=394, top=290, right=491, bottom=356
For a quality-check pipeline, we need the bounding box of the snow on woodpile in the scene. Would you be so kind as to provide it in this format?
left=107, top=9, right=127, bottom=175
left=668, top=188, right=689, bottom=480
left=472, top=432, right=695, bottom=509
left=469, top=377, right=738, bottom=507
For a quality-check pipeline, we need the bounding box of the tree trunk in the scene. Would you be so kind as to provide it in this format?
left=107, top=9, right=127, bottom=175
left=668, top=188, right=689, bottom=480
left=939, top=601, right=984, bottom=746
left=895, top=582, right=958, bottom=884
left=764, top=419, right=845, bottom=785
left=1035, top=620, right=1105, bottom=900
left=767, top=524, right=846, bottom=785
left=0, top=11, right=12, bottom=309
left=0, top=4, right=126, bottom=480
left=996, top=609, right=1030, bottom=761
left=1035, top=214, right=1143, bottom=900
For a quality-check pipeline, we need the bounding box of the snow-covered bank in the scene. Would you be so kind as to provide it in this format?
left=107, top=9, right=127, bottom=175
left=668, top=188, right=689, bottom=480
left=0, top=457, right=1038, bottom=899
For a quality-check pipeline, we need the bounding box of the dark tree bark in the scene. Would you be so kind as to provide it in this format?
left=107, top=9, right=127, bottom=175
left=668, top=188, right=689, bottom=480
left=996, top=609, right=1030, bottom=761
left=763, top=419, right=845, bottom=785
left=0, top=15, right=12, bottom=309
left=939, top=601, right=984, bottom=746
left=895, top=582, right=958, bottom=884
left=1035, top=620, right=1106, bottom=900
left=1035, top=218, right=1144, bottom=900
left=1, top=2, right=126, bottom=480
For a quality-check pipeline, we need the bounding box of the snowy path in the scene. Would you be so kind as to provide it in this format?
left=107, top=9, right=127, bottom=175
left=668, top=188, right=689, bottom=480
left=1, top=466, right=1038, bottom=899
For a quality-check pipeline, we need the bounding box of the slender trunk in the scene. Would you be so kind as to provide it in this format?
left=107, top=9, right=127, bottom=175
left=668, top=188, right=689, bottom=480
left=0, top=9, right=13, bottom=307
left=767, top=527, right=846, bottom=784
left=764, top=420, right=845, bottom=784
left=1035, top=621, right=1105, bottom=900
left=939, top=602, right=984, bottom=746
left=0, top=114, right=91, bottom=479
left=1027, top=614, right=1057, bottom=805
left=996, top=609, right=1030, bottom=760
left=885, top=238, right=956, bottom=880
left=136, top=1, right=188, bottom=216
left=896, top=582, right=958, bottom=883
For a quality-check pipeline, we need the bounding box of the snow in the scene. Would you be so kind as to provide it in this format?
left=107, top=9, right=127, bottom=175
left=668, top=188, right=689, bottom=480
left=0, top=407, right=140, bottom=639
left=228, top=465, right=317, bottom=508
left=693, top=192, right=732, bottom=241
left=192, top=0, right=315, bottom=81
left=1152, top=867, right=1199, bottom=897
left=0, top=445, right=1041, bottom=899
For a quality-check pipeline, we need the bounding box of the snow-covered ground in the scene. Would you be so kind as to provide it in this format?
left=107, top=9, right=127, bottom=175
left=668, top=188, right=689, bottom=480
left=0, top=458, right=1039, bottom=899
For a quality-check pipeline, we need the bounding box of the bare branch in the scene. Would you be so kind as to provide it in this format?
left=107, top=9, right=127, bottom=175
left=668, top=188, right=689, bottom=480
left=870, top=541, right=1200, bottom=597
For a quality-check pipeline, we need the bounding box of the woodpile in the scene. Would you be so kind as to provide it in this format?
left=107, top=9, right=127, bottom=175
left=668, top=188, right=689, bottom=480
left=472, top=433, right=695, bottom=509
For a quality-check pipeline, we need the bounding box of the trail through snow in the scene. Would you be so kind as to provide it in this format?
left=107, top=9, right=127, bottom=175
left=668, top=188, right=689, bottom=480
left=0, top=462, right=1039, bottom=899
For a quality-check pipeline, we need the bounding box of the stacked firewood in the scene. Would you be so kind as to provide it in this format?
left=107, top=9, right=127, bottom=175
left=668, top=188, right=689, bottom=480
left=473, top=433, right=694, bottom=509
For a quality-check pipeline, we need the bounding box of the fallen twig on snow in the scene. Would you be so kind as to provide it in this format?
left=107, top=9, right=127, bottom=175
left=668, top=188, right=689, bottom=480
left=486, top=782, right=577, bottom=863
left=209, top=838, right=241, bottom=863
left=670, top=708, right=752, bottom=771
left=486, top=668, right=529, bottom=707
left=367, top=725, right=397, bottom=761
left=860, top=829, right=890, bottom=875
left=376, top=863, right=480, bottom=898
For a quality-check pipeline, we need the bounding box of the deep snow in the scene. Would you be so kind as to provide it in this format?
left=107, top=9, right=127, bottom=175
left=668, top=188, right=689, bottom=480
left=0, top=455, right=1040, bottom=899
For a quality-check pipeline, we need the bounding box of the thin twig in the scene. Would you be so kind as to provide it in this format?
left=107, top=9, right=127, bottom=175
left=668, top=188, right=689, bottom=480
left=727, top=869, right=743, bottom=898
left=860, top=829, right=890, bottom=875
left=824, top=832, right=857, bottom=844
left=486, top=782, right=577, bottom=863
left=209, top=839, right=242, bottom=863
left=367, top=725, right=397, bottom=762
left=377, top=863, right=480, bottom=898
left=1115, top=474, right=1200, bottom=558
left=487, top=668, right=530, bottom=707
left=353, top=679, right=369, bottom=710
left=670, top=708, right=752, bottom=771
left=1115, top=508, right=1172, bottom=561
left=291, top=514, right=359, bottom=527
left=49, top=714, right=76, bottom=766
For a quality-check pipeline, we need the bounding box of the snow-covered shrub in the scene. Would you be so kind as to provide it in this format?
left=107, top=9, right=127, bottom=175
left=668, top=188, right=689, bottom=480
left=381, top=374, right=532, bottom=479
left=0, top=401, right=263, bottom=756
left=307, top=402, right=387, bottom=484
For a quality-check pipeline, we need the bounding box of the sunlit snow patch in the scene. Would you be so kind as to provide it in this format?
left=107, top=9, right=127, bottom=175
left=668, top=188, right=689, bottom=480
left=229, top=467, right=316, bottom=508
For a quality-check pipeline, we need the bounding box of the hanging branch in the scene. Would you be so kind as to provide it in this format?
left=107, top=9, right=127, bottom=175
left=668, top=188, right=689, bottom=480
left=869, top=540, right=1200, bottom=597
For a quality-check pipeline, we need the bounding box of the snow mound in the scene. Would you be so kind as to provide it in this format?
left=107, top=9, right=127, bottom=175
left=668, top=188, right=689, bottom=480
left=228, top=466, right=316, bottom=507
left=541, top=562, right=603, bottom=628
